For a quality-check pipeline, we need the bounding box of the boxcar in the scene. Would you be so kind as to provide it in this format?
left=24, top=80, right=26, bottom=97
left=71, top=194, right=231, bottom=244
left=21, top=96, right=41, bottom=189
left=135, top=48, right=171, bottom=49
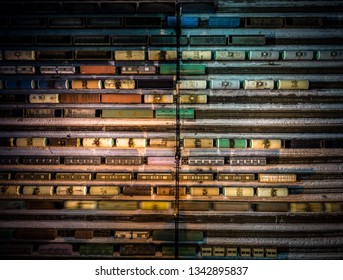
left=248, top=51, right=279, bottom=60
left=229, top=35, right=266, bottom=45
left=0, top=244, right=33, bottom=256
left=0, top=186, right=20, bottom=195
left=0, top=157, right=19, bottom=165
left=276, top=80, right=309, bottom=90
left=122, top=186, right=153, bottom=196
left=179, top=201, right=211, bottom=211
left=82, top=138, right=114, bottom=148
left=159, top=64, right=206, bottom=75
left=150, top=35, right=188, bottom=45
left=223, top=187, right=254, bottom=197
left=15, top=172, right=51, bottom=180
left=89, top=186, right=120, bottom=195
left=290, top=203, right=324, bottom=213
left=17, top=66, right=36, bottom=74
left=190, top=35, right=227, bottom=46
left=60, top=93, right=101, bottom=103
left=250, top=139, right=282, bottom=149
left=190, top=187, right=220, bottom=196
left=114, top=50, right=145, bottom=60
left=148, top=50, right=177, bottom=60
left=115, top=138, right=147, bottom=148
left=243, top=80, right=274, bottom=90
left=184, top=138, right=213, bottom=148
left=22, top=186, right=54, bottom=195
left=147, top=157, right=175, bottom=165
left=210, top=80, right=240, bottom=89
left=132, top=231, right=150, bottom=239
left=258, top=174, right=296, bottom=183
left=49, top=138, right=81, bottom=147
left=265, top=248, right=277, bottom=258
left=120, top=244, right=155, bottom=256
left=115, top=231, right=132, bottom=239
left=167, top=16, right=199, bottom=28
left=182, top=50, right=211, bottom=60
left=213, top=247, right=225, bottom=257
left=201, top=247, right=212, bottom=257
left=75, top=50, right=112, bottom=60
left=64, top=109, right=96, bottom=118
left=180, top=94, right=207, bottom=104
left=144, top=94, right=173, bottom=104
left=162, top=246, right=196, bottom=256
left=325, top=202, right=343, bottom=212
left=71, top=80, right=102, bottom=89
left=284, top=17, right=323, bottom=28
left=80, top=65, right=116, bottom=74
left=112, top=35, right=149, bottom=46
left=29, top=94, right=59, bottom=103
left=56, top=173, right=92, bottom=181
left=56, top=186, right=87, bottom=195
left=26, top=109, right=55, bottom=118
left=0, top=66, right=19, bottom=74
left=256, top=187, right=288, bottom=197
left=255, top=202, right=289, bottom=212
left=16, top=137, right=47, bottom=147
left=139, top=201, right=172, bottom=210
left=281, top=50, right=314, bottom=60
left=213, top=50, right=245, bottom=60
left=75, top=230, right=94, bottom=239
left=104, top=79, right=135, bottom=89
left=0, top=173, right=11, bottom=180
left=208, top=17, right=240, bottom=28
left=4, top=50, right=35, bottom=60
left=101, top=94, right=141, bottom=104
left=21, top=156, right=60, bottom=165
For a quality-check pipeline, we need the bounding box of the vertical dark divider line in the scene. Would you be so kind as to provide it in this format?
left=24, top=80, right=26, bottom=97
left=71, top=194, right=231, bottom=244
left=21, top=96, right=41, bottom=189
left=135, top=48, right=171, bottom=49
left=174, top=0, right=182, bottom=260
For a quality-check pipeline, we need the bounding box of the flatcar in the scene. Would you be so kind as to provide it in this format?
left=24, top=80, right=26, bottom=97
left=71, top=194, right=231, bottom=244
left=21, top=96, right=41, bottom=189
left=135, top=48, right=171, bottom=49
left=120, top=244, right=155, bottom=256
left=258, top=174, right=296, bottom=183
left=29, top=94, right=59, bottom=103
left=64, top=156, right=101, bottom=165
left=316, top=50, right=343, bottom=60
left=37, top=80, right=69, bottom=89
left=64, top=109, right=96, bottom=118
left=229, top=35, right=266, bottom=45
left=121, top=66, right=156, bottom=74
left=188, top=157, right=225, bottom=166
left=139, top=201, right=172, bottom=210
left=250, top=139, right=282, bottom=149
left=159, top=64, right=206, bottom=75
left=216, top=139, right=248, bottom=148
left=95, top=173, right=132, bottom=181
left=56, top=186, right=87, bottom=196
left=256, top=187, right=288, bottom=197
left=276, top=80, right=309, bottom=90
left=49, top=138, right=81, bottom=147
left=190, top=187, right=220, bottom=196
left=217, top=173, right=255, bottom=181
left=179, top=173, right=214, bottom=181
left=180, top=94, right=207, bottom=104
left=282, top=50, right=314, bottom=60
left=243, top=80, right=274, bottom=90
left=156, top=186, right=186, bottom=196
left=89, top=186, right=120, bottom=195
left=248, top=51, right=279, bottom=60
left=114, top=50, right=145, bottom=60
left=101, top=94, right=141, bottom=104
left=55, top=173, right=92, bottom=181
left=15, top=172, right=51, bottom=180
left=123, top=186, right=153, bottom=196
left=0, top=186, right=20, bottom=195
left=210, top=80, right=240, bottom=89
left=79, top=65, right=116, bottom=74
left=144, top=94, right=173, bottom=104
left=229, top=157, right=267, bottom=166
left=38, top=244, right=73, bottom=256
left=5, top=79, right=35, bottom=89
left=166, top=16, right=199, bottom=28
left=149, top=139, right=176, bottom=148
left=102, top=109, right=154, bottom=118
left=82, top=138, right=114, bottom=148
left=148, top=50, right=177, bottom=60
left=79, top=244, right=113, bottom=256
left=184, top=138, right=213, bottom=148
left=223, top=187, right=254, bottom=197
left=105, top=157, right=143, bottom=165
left=15, top=137, right=47, bottom=147
left=104, top=79, right=135, bottom=89
left=64, top=200, right=97, bottom=210
left=40, top=66, right=76, bottom=74
left=22, top=186, right=54, bottom=195
left=181, top=50, right=211, bottom=60
left=97, top=201, right=138, bottom=210
left=147, top=157, right=175, bottom=165
left=245, top=17, right=284, bottom=28
left=213, top=50, right=245, bottom=60
left=4, top=50, right=35, bottom=60
left=115, top=138, right=147, bottom=148
left=71, top=80, right=102, bottom=89
left=137, top=173, right=173, bottom=181
left=208, top=17, right=240, bottom=28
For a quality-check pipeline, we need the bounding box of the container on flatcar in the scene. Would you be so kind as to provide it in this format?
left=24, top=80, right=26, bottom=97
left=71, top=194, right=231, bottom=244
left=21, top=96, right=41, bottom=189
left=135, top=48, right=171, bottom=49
left=137, top=173, right=173, bottom=181
left=229, top=157, right=267, bottom=166
left=101, top=94, right=141, bottom=104
left=105, top=157, right=143, bottom=165
left=316, top=50, right=343, bottom=60
left=15, top=137, right=47, bottom=147
left=148, top=50, right=177, bottom=60
left=182, top=51, right=211, bottom=60
left=56, top=186, right=87, bottom=196
left=29, top=94, right=59, bottom=103
left=89, top=186, right=120, bottom=195
left=37, top=80, right=69, bottom=89
left=104, top=79, right=135, bottom=89
left=179, top=173, right=214, bottom=181
left=22, top=186, right=54, bottom=195
left=217, top=173, right=255, bottom=181
left=114, top=50, right=145, bottom=60
left=281, top=51, right=314, bottom=60
left=115, top=138, right=147, bottom=148
left=5, top=79, right=35, bottom=89
left=71, top=80, right=102, bottom=89
left=208, top=17, right=240, bottom=28
left=179, top=80, right=207, bottom=90
left=0, top=186, right=20, bottom=195
left=156, top=186, right=186, bottom=196
left=210, top=80, right=240, bottom=89
left=250, top=139, right=282, bottom=149
left=82, top=138, right=114, bottom=148
left=49, top=138, right=81, bottom=147
left=188, top=157, right=225, bottom=166
left=143, top=94, right=173, bottom=104
left=159, top=64, right=206, bottom=75
left=64, top=201, right=97, bottom=210
left=180, top=94, right=207, bottom=104
left=147, top=157, right=175, bottom=165
left=167, top=16, right=199, bottom=28
left=4, top=50, right=35, bottom=60
left=258, top=174, right=296, bottom=183
left=149, top=139, right=176, bottom=148
left=40, top=66, right=76, bottom=74
left=102, top=109, right=154, bottom=118
left=248, top=51, right=279, bottom=60
left=213, top=50, right=245, bottom=60
left=139, top=201, right=172, bottom=210
left=222, top=187, right=254, bottom=197
left=256, top=187, right=288, bottom=197
left=121, top=66, right=156, bottom=74
left=79, top=65, right=116, bottom=74
left=64, top=109, right=96, bottom=118
left=190, top=187, right=220, bottom=196
left=243, top=80, right=274, bottom=90
left=184, top=138, right=213, bottom=148
left=276, top=80, right=309, bottom=90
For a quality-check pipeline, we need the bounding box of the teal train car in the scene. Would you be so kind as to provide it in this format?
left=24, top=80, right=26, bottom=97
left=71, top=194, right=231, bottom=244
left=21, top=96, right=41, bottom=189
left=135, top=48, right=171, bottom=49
left=159, top=64, right=206, bottom=75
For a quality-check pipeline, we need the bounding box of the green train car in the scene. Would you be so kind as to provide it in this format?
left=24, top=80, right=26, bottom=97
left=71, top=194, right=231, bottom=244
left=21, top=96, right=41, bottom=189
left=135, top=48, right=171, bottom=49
left=216, top=139, right=248, bottom=148
left=155, top=109, right=195, bottom=119
left=79, top=244, right=113, bottom=256
left=162, top=246, right=197, bottom=257
left=102, top=109, right=154, bottom=118
left=159, top=64, right=206, bottom=75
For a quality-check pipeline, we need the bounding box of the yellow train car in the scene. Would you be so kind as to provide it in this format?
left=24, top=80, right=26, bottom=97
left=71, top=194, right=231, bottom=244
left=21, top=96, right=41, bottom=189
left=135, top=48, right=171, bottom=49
left=97, top=201, right=138, bottom=210
left=143, top=94, right=174, bottom=104
left=29, top=94, right=59, bottom=104
left=115, top=50, right=145, bottom=60
left=56, top=186, right=87, bottom=196
left=182, top=50, right=212, bottom=60
left=137, top=173, right=173, bottom=181
left=71, top=80, right=102, bottom=89
left=15, top=137, right=47, bottom=147
left=149, top=139, right=176, bottom=148
left=184, top=138, right=214, bottom=148
left=139, top=201, right=172, bottom=210
left=82, top=138, right=114, bottom=148
left=0, top=186, right=20, bottom=195
left=180, top=94, right=207, bottom=104
left=22, top=186, right=54, bottom=195
left=104, top=79, right=135, bottom=89
left=89, top=186, right=120, bottom=195
left=243, top=80, right=274, bottom=90
left=290, top=203, right=324, bottom=213
left=276, top=80, right=310, bottom=90
left=115, top=138, right=147, bottom=148
left=250, top=139, right=282, bottom=149
left=4, top=50, right=35, bottom=60
left=256, top=188, right=288, bottom=197
left=148, top=50, right=177, bottom=60
left=64, top=201, right=97, bottom=210
left=258, top=174, right=297, bottom=183
left=222, top=187, right=254, bottom=197
left=179, top=80, right=207, bottom=89
left=189, top=187, right=220, bottom=196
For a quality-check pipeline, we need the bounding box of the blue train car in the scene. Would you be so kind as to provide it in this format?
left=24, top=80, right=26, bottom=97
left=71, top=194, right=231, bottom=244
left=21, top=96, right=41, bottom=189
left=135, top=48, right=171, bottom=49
left=37, top=80, right=69, bottom=89
left=208, top=17, right=241, bottom=28
left=167, top=16, right=199, bottom=28
left=5, top=80, right=35, bottom=89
